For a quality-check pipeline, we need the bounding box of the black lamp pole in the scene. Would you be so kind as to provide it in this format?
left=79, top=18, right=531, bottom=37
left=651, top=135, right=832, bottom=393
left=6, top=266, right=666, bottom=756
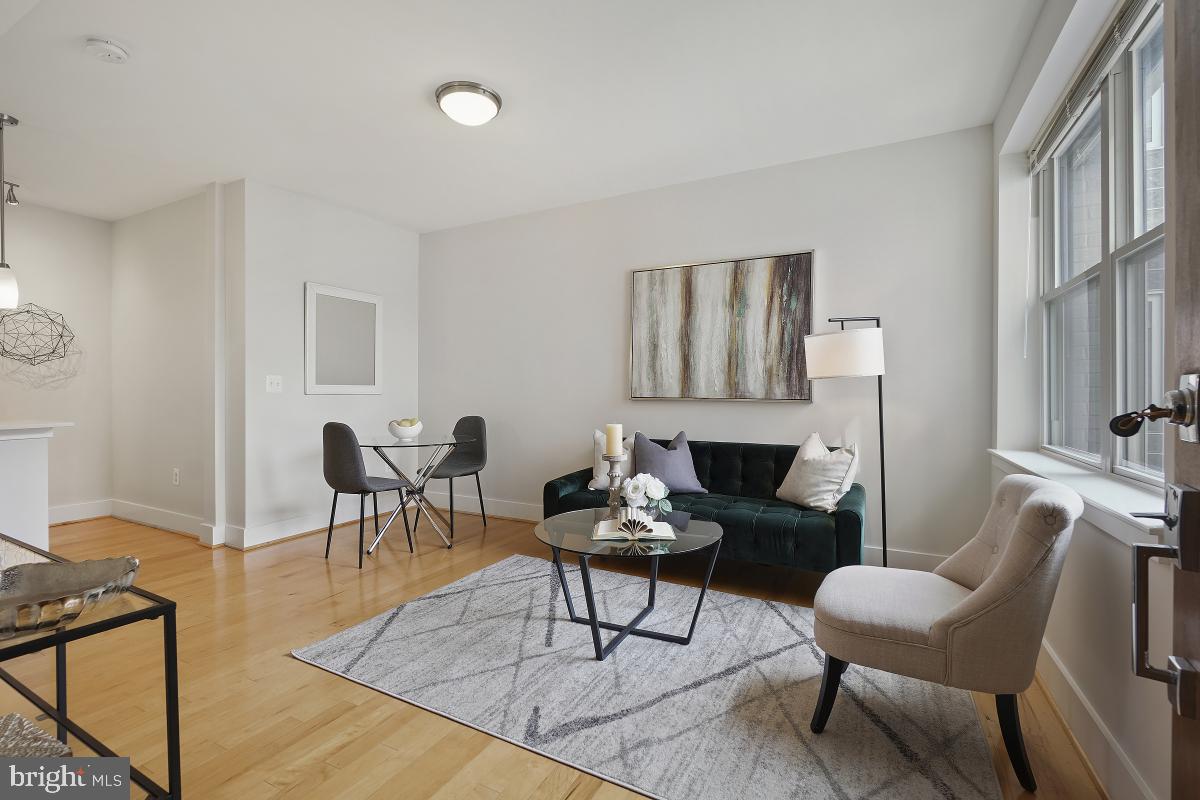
left=829, top=316, right=887, bottom=567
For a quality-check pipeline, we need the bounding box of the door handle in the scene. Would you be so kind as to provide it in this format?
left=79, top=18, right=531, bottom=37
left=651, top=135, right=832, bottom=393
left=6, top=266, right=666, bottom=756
left=1131, top=511, right=1177, bottom=528
left=1131, top=542, right=1178, bottom=686
left=1131, top=542, right=1200, bottom=718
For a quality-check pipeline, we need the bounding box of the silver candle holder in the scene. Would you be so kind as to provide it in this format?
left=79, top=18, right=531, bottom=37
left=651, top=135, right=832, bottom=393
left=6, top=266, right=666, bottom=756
left=602, top=453, right=627, bottom=520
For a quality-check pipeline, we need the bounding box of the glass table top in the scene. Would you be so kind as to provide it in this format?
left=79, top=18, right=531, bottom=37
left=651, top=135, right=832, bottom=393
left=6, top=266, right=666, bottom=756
left=358, top=433, right=477, bottom=448
left=535, top=508, right=723, bottom=557
left=0, top=535, right=164, bottom=651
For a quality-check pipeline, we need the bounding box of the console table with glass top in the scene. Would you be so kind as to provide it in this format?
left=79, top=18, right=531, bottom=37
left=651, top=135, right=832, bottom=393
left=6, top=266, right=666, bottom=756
left=0, top=534, right=181, bottom=800
left=534, top=508, right=723, bottom=661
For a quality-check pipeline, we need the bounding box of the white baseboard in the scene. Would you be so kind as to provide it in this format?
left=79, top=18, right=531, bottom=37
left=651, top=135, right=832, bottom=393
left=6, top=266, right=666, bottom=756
left=110, top=499, right=207, bottom=539
left=421, top=489, right=541, bottom=522
left=227, top=494, right=408, bottom=550
left=50, top=499, right=114, bottom=525
left=1037, top=641, right=1159, bottom=800
left=862, top=545, right=946, bottom=571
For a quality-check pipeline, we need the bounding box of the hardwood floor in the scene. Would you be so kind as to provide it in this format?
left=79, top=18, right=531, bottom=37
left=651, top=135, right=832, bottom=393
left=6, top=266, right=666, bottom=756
left=0, top=513, right=1104, bottom=799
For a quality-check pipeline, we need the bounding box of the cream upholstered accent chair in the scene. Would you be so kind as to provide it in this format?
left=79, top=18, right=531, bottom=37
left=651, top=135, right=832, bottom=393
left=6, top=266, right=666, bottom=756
left=809, top=475, right=1083, bottom=792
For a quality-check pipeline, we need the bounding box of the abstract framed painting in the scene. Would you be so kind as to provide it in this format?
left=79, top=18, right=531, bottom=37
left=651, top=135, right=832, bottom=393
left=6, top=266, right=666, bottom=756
left=630, top=251, right=813, bottom=401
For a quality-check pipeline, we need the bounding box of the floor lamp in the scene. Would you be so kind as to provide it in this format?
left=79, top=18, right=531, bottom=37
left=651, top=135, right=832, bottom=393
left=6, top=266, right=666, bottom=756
left=803, top=317, right=888, bottom=566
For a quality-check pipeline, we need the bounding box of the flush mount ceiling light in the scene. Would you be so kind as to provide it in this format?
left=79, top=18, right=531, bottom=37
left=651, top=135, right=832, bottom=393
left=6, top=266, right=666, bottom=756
left=435, top=81, right=501, bottom=126
left=83, top=37, right=131, bottom=64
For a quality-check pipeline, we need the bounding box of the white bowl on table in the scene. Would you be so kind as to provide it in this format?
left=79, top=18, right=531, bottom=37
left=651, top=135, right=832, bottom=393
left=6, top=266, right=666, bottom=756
left=388, top=420, right=424, bottom=441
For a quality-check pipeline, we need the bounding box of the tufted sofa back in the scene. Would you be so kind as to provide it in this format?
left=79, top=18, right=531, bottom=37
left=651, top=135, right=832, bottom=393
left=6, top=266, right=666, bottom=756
left=651, top=438, right=824, bottom=500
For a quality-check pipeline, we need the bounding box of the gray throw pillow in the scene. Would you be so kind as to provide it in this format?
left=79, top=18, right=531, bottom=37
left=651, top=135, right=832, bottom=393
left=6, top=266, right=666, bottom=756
left=633, top=432, right=707, bottom=494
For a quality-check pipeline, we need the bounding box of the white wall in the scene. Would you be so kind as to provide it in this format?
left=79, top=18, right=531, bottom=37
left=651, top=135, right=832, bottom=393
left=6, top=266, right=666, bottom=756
left=419, top=126, right=994, bottom=565
left=111, top=192, right=211, bottom=536
left=229, top=181, right=420, bottom=548
left=0, top=204, right=112, bottom=521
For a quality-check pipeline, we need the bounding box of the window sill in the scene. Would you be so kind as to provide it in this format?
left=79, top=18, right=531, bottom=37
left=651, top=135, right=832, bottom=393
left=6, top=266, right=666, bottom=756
left=989, top=449, right=1164, bottom=547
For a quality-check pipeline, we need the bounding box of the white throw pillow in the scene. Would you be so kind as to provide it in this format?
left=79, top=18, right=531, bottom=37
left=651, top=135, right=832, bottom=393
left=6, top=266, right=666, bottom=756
left=588, top=429, right=638, bottom=490
left=777, top=434, right=859, bottom=512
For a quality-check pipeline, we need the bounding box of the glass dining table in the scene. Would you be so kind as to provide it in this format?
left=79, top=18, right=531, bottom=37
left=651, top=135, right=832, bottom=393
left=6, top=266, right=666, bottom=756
left=358, top=432, right=476, bottom=552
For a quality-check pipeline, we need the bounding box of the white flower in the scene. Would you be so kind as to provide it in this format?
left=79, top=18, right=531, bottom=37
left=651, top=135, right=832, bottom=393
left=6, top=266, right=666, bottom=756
left=644, top=475, right=668, bottom=501
left=622, top=476, right=648, bottom=508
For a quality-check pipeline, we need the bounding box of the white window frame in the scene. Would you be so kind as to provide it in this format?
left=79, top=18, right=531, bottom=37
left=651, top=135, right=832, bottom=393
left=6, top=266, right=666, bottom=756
left=1038, top=6, right=1166, bottom=488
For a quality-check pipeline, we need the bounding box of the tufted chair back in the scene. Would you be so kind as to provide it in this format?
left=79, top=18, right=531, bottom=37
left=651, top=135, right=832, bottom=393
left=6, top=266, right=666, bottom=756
left=930, top=474, right=1083, bottom=693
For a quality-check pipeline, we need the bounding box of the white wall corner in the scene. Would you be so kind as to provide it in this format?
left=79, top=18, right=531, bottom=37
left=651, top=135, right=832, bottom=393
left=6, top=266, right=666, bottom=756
left=202, top=181, right=228, bottom=547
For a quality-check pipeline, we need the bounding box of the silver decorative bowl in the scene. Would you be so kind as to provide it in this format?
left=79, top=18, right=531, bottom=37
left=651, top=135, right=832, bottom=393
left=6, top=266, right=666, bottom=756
left=0, top=556, right=140, bottom=640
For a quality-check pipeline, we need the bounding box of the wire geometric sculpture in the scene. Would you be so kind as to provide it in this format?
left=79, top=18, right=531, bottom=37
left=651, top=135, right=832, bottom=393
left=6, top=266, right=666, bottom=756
left=0, top=303, right=76, bottom=366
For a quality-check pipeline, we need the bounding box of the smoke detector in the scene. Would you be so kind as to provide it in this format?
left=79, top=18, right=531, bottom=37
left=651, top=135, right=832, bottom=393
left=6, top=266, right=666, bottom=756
left=84, top=37, right=131, bottom=64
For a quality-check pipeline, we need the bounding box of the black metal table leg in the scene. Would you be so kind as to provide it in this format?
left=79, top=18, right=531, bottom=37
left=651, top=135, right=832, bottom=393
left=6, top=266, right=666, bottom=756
left=682, top=539, right=722, bottom=644
left=552, top=543, right=718, bottom=661
left=551, top=547, right=578, bottom=619
left=55, top=642, right=66, bottom=743
left=576, top=556, right=605, bottom=660
left=163, top=606, right=181, bottom=799
left=648, top=555, right=659, bottom=607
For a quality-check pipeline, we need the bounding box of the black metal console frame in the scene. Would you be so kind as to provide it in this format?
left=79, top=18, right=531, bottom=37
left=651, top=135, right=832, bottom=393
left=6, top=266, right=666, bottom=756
left=550, top=540, right=722, bottom=661
left=0, top=534, right=181, bottom=799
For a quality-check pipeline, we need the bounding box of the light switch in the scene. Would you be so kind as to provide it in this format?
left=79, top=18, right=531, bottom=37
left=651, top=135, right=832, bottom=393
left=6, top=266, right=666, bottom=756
left=266, top=375, right=283, bottom=393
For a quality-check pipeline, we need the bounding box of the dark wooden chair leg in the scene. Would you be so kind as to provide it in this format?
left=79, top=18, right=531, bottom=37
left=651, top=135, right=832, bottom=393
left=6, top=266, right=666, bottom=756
left=810, top=654, right=848, bottom=733
left=357, top=494, right=365, bottom=569
left=448, top=477, right=455, bottom=538
left=476, top=473, right=487, bottom=526
left=996, top=694, right=1037, bottom=792
left=399, top=489, right=414, bottom=552
left=325, top=491, right=338, bottom=559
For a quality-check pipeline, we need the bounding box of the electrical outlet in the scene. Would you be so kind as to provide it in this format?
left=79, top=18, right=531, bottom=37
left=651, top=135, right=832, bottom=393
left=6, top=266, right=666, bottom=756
left=172, top=467, right=180, bottom=486
left=266, top=374, right=283, bottom=393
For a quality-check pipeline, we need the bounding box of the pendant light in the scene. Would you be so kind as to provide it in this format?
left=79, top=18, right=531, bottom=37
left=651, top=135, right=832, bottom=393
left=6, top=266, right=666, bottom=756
left=0, top=113, right=18, bottom=309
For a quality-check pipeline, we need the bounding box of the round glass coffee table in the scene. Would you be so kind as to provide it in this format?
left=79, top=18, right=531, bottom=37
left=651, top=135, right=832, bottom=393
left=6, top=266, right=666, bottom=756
left=534, top=508, right=723, bottom=661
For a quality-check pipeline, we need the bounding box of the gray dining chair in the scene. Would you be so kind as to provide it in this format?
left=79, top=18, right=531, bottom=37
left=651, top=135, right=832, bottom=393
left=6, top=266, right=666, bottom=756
left=414, top=415, right=487, bottom=537
left=322, top=422, right=414, bottom=567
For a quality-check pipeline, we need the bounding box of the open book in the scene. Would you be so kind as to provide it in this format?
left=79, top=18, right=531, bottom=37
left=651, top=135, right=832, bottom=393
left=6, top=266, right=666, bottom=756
left=592, top=513, right=676, bottom=541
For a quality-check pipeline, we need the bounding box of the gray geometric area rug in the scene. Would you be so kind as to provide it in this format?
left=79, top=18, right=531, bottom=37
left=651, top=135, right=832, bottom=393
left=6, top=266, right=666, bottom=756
left=293, top=555, right=1001, bottom=800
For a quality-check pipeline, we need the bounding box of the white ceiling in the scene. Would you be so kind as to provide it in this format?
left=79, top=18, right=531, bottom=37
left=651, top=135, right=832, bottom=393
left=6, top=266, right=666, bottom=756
left=0, top=0, right=1043, bottom=232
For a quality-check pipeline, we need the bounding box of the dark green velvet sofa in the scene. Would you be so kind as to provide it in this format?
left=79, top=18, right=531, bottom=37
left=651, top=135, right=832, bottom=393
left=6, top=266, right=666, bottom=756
left=543, top=438, right=865, bottom=574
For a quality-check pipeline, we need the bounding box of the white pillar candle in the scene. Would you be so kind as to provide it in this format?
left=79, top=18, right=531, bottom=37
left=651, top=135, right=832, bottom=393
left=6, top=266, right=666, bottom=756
left=605, top=423, right=623, bottom=457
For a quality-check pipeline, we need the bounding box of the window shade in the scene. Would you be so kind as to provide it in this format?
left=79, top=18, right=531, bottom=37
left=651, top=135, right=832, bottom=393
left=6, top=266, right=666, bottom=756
left=1027, top=0, right=1160, bottom=173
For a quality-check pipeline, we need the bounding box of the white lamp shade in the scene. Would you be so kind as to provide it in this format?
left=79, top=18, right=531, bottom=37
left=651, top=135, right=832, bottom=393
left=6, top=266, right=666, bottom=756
left=804, top=327, right=885, bottom=379
left=0, top=267, right=17, bottom=309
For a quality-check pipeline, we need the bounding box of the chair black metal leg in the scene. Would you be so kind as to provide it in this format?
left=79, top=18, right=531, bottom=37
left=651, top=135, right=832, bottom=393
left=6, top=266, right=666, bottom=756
left=996, top=694, right=1037, bottom=792
left=358, top=494, right=365, bottom=569
left=373, top=492, right=380, bottom=539
left=476, top=472, right=487, bottom=526
left=325, top=491, right=338, bottom=559
left=413, top=505, right=421, bottom=531
left=448, top=477, right=455, bottom=538
left=400, top=490, right=414, bottom=553
left=810, top=654, right=848, bottom=733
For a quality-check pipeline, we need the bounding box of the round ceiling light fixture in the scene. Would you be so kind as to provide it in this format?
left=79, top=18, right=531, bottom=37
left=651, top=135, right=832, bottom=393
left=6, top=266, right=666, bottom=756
left=84, top=37, right=131, bottom=64
left=435, top=81, right=501, bottom=126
